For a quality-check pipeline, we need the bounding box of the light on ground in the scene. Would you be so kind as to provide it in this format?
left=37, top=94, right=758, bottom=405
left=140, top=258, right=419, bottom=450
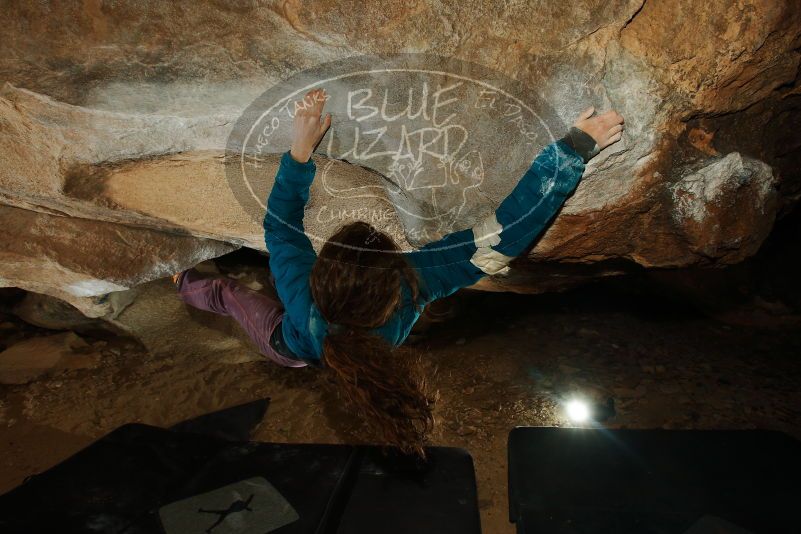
left=566, top=400, right=590, bottom=423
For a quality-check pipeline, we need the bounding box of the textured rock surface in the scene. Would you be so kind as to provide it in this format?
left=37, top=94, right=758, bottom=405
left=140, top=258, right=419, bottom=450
left=0, top=0, right=799, bottom=299
left=0, top=332, right=100, bottom=385
left=12, top=292, right=129, bottom=335
left=0, top=204, right=235, bottom=314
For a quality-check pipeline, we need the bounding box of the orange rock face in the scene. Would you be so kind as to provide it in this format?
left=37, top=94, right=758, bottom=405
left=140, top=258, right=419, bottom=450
left=0, top=0, right=799, bottom=301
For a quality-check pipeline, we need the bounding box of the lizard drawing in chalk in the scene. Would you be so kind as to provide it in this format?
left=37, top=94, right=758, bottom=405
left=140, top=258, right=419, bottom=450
left=197, top=493, right=255, bottom=533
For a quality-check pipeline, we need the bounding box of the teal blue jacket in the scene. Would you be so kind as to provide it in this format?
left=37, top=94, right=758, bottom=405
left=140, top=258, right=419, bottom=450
left=264, top=139, right=586, bottom=363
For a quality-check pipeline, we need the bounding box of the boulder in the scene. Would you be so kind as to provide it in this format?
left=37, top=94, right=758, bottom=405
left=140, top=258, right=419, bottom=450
left=12, top=292, right=129, bottom=334
left=0, top=0, right=798, bottom=299
left=0, top=204, right=235, bottom=315
left=0, top=332, right=100, bottom=385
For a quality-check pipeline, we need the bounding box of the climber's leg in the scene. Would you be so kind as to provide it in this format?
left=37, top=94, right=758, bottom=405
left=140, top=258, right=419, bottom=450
left=175, top=269, right=307, bottom=367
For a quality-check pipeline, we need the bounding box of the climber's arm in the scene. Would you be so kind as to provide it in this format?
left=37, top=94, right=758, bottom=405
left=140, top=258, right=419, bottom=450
left=263, top=88, right=332, bottom=330
left=406, top=108, right=624, bottom=304
left=404, top=140, right=584, bottom=304
left=263, top=152, right=317, bottom=318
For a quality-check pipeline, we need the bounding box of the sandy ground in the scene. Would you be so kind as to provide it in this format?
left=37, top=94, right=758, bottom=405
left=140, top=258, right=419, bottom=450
left=1, top=270, right=800, bottom=534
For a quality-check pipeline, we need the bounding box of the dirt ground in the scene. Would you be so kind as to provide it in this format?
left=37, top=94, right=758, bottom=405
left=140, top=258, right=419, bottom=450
left=1, top=269, right=800, bottom=534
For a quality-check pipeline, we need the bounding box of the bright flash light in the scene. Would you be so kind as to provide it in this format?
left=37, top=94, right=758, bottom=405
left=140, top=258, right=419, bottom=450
left=566, top=400, right=590, bottom=423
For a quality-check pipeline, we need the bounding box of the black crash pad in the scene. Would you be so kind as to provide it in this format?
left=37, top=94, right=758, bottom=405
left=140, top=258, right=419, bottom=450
left=169, top=397, right=270, bottom=442
left=508, top=427, right=801, bottom=534
left=0, top=423, right=480, bottom=534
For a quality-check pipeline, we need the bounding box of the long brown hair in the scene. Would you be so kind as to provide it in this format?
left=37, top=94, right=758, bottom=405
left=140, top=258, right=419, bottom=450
left=310, top=221, right=435, bottom=456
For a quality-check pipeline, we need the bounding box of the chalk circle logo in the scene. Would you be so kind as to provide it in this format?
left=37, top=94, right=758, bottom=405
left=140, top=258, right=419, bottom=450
left=225, top=53, right=565, bottom=260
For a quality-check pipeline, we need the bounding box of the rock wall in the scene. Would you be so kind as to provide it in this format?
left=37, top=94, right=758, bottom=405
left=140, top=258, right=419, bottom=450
left=0, top=204, right=234, bottom=316
left=1, top=0, right=799, bottom=306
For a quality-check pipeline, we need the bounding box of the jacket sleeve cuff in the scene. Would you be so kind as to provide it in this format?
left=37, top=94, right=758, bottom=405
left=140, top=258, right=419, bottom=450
left=559, top=127, right=599, bottom=163
left=279, top=150, right=317, bottom=183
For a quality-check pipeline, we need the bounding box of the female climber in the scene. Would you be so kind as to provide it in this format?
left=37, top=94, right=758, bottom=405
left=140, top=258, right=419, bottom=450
left=174, top=87, right=624, bottom=454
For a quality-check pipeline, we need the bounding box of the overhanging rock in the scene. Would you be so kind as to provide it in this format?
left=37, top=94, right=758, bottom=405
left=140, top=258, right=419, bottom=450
left=0, top=0, right=798, bottom=301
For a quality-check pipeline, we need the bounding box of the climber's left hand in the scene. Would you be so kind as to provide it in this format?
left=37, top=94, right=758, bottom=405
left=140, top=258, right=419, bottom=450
left=573, top=107, right=624, bottom=150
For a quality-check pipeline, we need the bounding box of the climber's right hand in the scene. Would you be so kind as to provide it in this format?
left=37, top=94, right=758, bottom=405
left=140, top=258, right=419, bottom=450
left=290, top=88, right=332, bottom=163
left=573, top=107, right=624, bottom=150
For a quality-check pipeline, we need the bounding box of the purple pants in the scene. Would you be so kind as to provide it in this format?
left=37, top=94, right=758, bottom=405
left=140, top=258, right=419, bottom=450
left=175, top=269, right=307, bottom=368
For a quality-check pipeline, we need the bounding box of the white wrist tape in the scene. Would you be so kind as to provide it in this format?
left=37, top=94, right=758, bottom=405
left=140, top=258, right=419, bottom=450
left=469, top=213, right=514, bottom=275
